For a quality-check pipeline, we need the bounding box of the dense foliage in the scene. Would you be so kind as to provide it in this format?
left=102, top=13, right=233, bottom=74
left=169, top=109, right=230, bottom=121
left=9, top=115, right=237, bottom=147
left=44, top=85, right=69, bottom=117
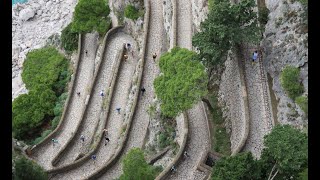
left=211, top=152, right=261, bottom=180
left=192, top=0, right=260, bottom=77
left=154, top=47, right=208, bottom=118
left=61, top=23, right=79, bottom=52
left=22, top=47, right=70, bottom=95
left=280, top=66, right=304, bottom=100
left=124, top=4, right=143, bottom=20
left=14, top=156, right=48, bottom=180
left=295, top=95, right=308, bottom=115
left=258, top=7, right=270, bottom=26
left=211, top=125, right=308, bottom=179
left=120, top=148, right=158, bottom=180
left=72, top=0, right=111, bottom=35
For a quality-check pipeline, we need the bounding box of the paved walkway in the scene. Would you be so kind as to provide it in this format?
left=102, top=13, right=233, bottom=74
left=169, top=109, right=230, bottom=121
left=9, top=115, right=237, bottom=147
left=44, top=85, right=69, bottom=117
left=169, top=0, right=210, bottom=179
left=242, top=45, right=273, bottom=158
left=97, top=0, right=165, bottom=179
left=31, top=33, right=98, bottom=170
left=51, top=32, right=137, bottom=179
left=54, top=31, right=128, bottom=167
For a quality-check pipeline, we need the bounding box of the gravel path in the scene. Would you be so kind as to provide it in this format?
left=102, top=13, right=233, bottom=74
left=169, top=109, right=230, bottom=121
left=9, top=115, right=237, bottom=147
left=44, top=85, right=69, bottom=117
left=242, top=45, right=273, bottom=158
left=168, top=0, right=210, bottom=179
left=51, top=32, right=137, bottom=180
left=31, top=33, right=98, bottom=170
left=97, top=0, right=165, bottom=179
left=54, top=32, right=130, bottom=167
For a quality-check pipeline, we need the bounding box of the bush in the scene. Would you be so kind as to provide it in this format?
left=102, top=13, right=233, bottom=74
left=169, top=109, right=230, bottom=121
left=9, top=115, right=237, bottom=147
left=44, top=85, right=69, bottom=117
left=295, top=95, right=308, bottom=115
left=280, top=66, right=304, bottom=100
left=61, top=23, right=79, bottom=52
left=14, top=157, right=48, bottom=180
left=32, top=129, right=53, bottom=145
left=258, top=7, right=270, bottom=26
left=51, top=116, right=61, bottom=129
left=124, top=4, right=143, bottom=20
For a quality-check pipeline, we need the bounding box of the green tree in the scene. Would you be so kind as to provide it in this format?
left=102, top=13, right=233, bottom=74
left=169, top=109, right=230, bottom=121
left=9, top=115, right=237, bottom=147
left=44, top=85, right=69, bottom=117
left=14, top=156, right=48, bottom=180
left=260, top=125, right=308, bottom=180
left=12, top=89, right=56, bottom=140
left=211, top=152, right=262, bottom=180
left=154, top=47, right=208, bottom=118
left=192, top=0, right=260, bottom=79
left=124, top=4, right=143, bottom=20
left=280, top=66, right=304, bottom=100
left=298, top=168, right=308, bottom=180
left=61, top=23, right=79, bottom=52
left=120, top=148, right=157, bottom=180
left=72, top=0, right=111, bottom=35
left=22, top=47, right=69, bottom=95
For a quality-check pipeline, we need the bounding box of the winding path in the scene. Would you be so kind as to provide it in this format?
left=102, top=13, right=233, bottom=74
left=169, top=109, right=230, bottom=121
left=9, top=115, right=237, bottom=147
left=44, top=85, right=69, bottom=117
left=31, top=33, right=98, bottom=170
left=168, top=0, right=210, bottom=179
left=51, top=31, right=138, bottom=180
left=97, top=0, right=165, bottom=179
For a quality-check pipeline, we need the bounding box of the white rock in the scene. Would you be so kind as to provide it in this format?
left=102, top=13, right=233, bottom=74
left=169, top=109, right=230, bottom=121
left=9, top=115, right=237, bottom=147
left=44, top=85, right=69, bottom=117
left=19, top=8, right=35, bottom=21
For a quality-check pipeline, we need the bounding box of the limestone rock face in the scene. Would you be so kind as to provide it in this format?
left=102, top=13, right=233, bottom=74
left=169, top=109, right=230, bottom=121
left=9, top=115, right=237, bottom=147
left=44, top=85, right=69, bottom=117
left=19, top=7, right=35, bottom=21
left=191, top=0, right=208, bottom=33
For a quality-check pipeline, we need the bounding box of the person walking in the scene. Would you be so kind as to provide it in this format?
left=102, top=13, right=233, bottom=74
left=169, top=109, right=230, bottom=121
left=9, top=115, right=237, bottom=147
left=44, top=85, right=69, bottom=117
left=91, top=154, right=97, bottom=164
left=100, top=90, right=104, bottom=97
left=124, top=54, right=128, bottom=61
left=252, top=50, right=258, bottom=65
left=77, top=92, right=80, bottom=96
left=184, top=151, right=189, bottom=158
left=52, top=138, right=58, bottom=147
left=170, top=165, right=177, bottom=173
left=152, top=52, right=157, bottom=62
left=80, top=135, right=85, bottom=142
left=85, top=50, right=88, bottom=56
left=116, top=107, right=121, bottom=114
left=141, top=87, right=146, bottom=96
left=104, top=136, right=110, bottom=146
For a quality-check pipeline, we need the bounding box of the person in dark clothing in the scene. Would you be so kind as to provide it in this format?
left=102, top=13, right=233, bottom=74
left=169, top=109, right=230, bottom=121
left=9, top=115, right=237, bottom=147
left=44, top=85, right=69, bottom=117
left=152, top=53, right=157, bottom=62
left=116, top=107, right=121, bottom=114
left=105, top=136, right=110, bottom=146
left=85, top=50, right=88, bottom=56
left=141, top=87, right=146, bottom=96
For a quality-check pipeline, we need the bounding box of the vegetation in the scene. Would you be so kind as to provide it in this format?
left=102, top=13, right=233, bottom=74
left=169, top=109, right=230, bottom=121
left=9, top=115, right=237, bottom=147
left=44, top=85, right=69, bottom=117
left=157, top=118, right=176, bottom=150
left=120, top=148, right=158, bottom=180
left=258, top=7, right=270, bottom=26
left=14, top=156, right=48, bottom=180
left=280, top=66, right=304, bottom=100
left=124, top=4, right=144, bottom=20
left=154, top=47, right=208, bottom=118
left=193, top=0, right=260, bottom=79
left=295, top=95, right=308, bottom=115
left=211, top=152, right=261, bottom=180
left=61, top=23, right=79, bottom=53
left=72, top=0, right=111, bottom=35
left=298, top=168, right=308, bottom=180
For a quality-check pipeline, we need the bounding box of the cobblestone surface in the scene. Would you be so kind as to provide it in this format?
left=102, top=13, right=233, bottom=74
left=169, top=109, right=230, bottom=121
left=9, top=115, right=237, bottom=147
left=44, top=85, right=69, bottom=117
left=31, top=33, right=98, bottom=170
left=51, top=32, right=137, bottom=179
left=54, top=32, right=133, bottom=167
left=242, top=47, right=273, bottom=158
left=97, top=0, right=165, bottom=179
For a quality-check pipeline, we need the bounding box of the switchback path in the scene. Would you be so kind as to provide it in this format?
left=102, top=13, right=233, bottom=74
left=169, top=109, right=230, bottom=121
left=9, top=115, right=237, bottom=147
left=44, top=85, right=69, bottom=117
left=97, top=0, right=165, bottom=179
left=31, top=33, right=98, bottom=170
left=168, top=0, right=210, bottom=179
left=51, top=32, right=138, bottom=180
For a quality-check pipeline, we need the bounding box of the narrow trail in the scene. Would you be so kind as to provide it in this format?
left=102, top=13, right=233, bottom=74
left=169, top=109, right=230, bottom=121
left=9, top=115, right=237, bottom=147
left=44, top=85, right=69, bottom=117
left=97, top=0, right=165, bottom=179
left=31, top=33, right=98, bottom=170
left=169, top=0, right=210, bottom=179
left=241, top=44, right=273, bottom=158
left=53, top=32, right=128, bottom=167
left=51, top=32, right=137, bottom=180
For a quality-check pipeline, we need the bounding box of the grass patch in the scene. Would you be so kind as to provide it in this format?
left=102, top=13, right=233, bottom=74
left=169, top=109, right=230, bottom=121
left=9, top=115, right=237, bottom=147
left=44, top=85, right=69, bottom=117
left=295, top=95, right=308, bottom=116
left=280, top=65, right=304, bottom=100
left=124, top=4, right=144, bottom=20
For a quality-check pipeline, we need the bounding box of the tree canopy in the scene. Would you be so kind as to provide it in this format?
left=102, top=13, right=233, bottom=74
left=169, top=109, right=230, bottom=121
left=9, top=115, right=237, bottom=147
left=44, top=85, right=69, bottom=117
left=154, top=47, right=208, bottom=118
left=72, top=0, right=111, bottom=35
left=192, top=0, right=260, bottom=74
left=14, top=156, right=48, bottom=180
left=211, top=152, right=262, bottom=180
left=61, top=23, right=79, bottom=52
left=120, top=148, right=157, bottom=180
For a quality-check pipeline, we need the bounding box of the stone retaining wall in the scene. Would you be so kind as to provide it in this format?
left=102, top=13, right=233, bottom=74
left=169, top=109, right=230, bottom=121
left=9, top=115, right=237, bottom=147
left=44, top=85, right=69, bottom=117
left=86, top=0, right=151, bottom=179
left=30, top=34, right=83, bottom=154
left=47, top=26, right=124, bottom=173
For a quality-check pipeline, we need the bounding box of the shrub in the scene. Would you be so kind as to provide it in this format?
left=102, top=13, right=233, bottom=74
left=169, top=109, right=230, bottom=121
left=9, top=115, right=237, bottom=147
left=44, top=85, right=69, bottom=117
left=51, top=116, right=61, bottom=129
left=124, top=4, right=143, bottom=20
left=280, top=66, right=304, bottom=100
left=258, top=7, right=270, bottom=26
left=61, top=23, right=79, bottom=52
left=14, top=157, right=48, bottom=180
left=32, top=129, right=53, bottom=145
left=295, top=95, right=308, bottom=115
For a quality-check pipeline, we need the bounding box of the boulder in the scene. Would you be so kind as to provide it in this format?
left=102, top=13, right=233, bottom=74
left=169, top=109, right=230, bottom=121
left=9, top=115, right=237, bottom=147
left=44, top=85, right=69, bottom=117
left=19, top=8, right=35, bottom=21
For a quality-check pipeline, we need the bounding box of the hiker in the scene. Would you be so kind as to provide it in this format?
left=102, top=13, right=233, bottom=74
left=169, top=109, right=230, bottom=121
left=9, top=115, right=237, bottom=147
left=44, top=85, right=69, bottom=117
left=103, top=129, right=108, bottom=135
left=85, top=50, right=88, bottom=56
left=252, top=50, right=258, bottom=64
left=184, top=151, right=189, bottom=158
left=124, top=54, right=128, bottom=61
left=91, top=155, right=97, bottom=163
left=126, top=43, right=131, bottom=51
left=100, top=90, right=104, bottom=97
left=141, top=87, right=146, bottom=96
left=80, top=135, right=85, bottom=142
left=52, top=138, right=58, bottom=147
left=152, top=52, right=157, bottom=62
left=170, top=165, right=177, bottom=173
left=104, top=136, right=110, bottom=146
left=77, top=92, right=80, bottom=96
left=116, top=107, right=121, bottom=114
